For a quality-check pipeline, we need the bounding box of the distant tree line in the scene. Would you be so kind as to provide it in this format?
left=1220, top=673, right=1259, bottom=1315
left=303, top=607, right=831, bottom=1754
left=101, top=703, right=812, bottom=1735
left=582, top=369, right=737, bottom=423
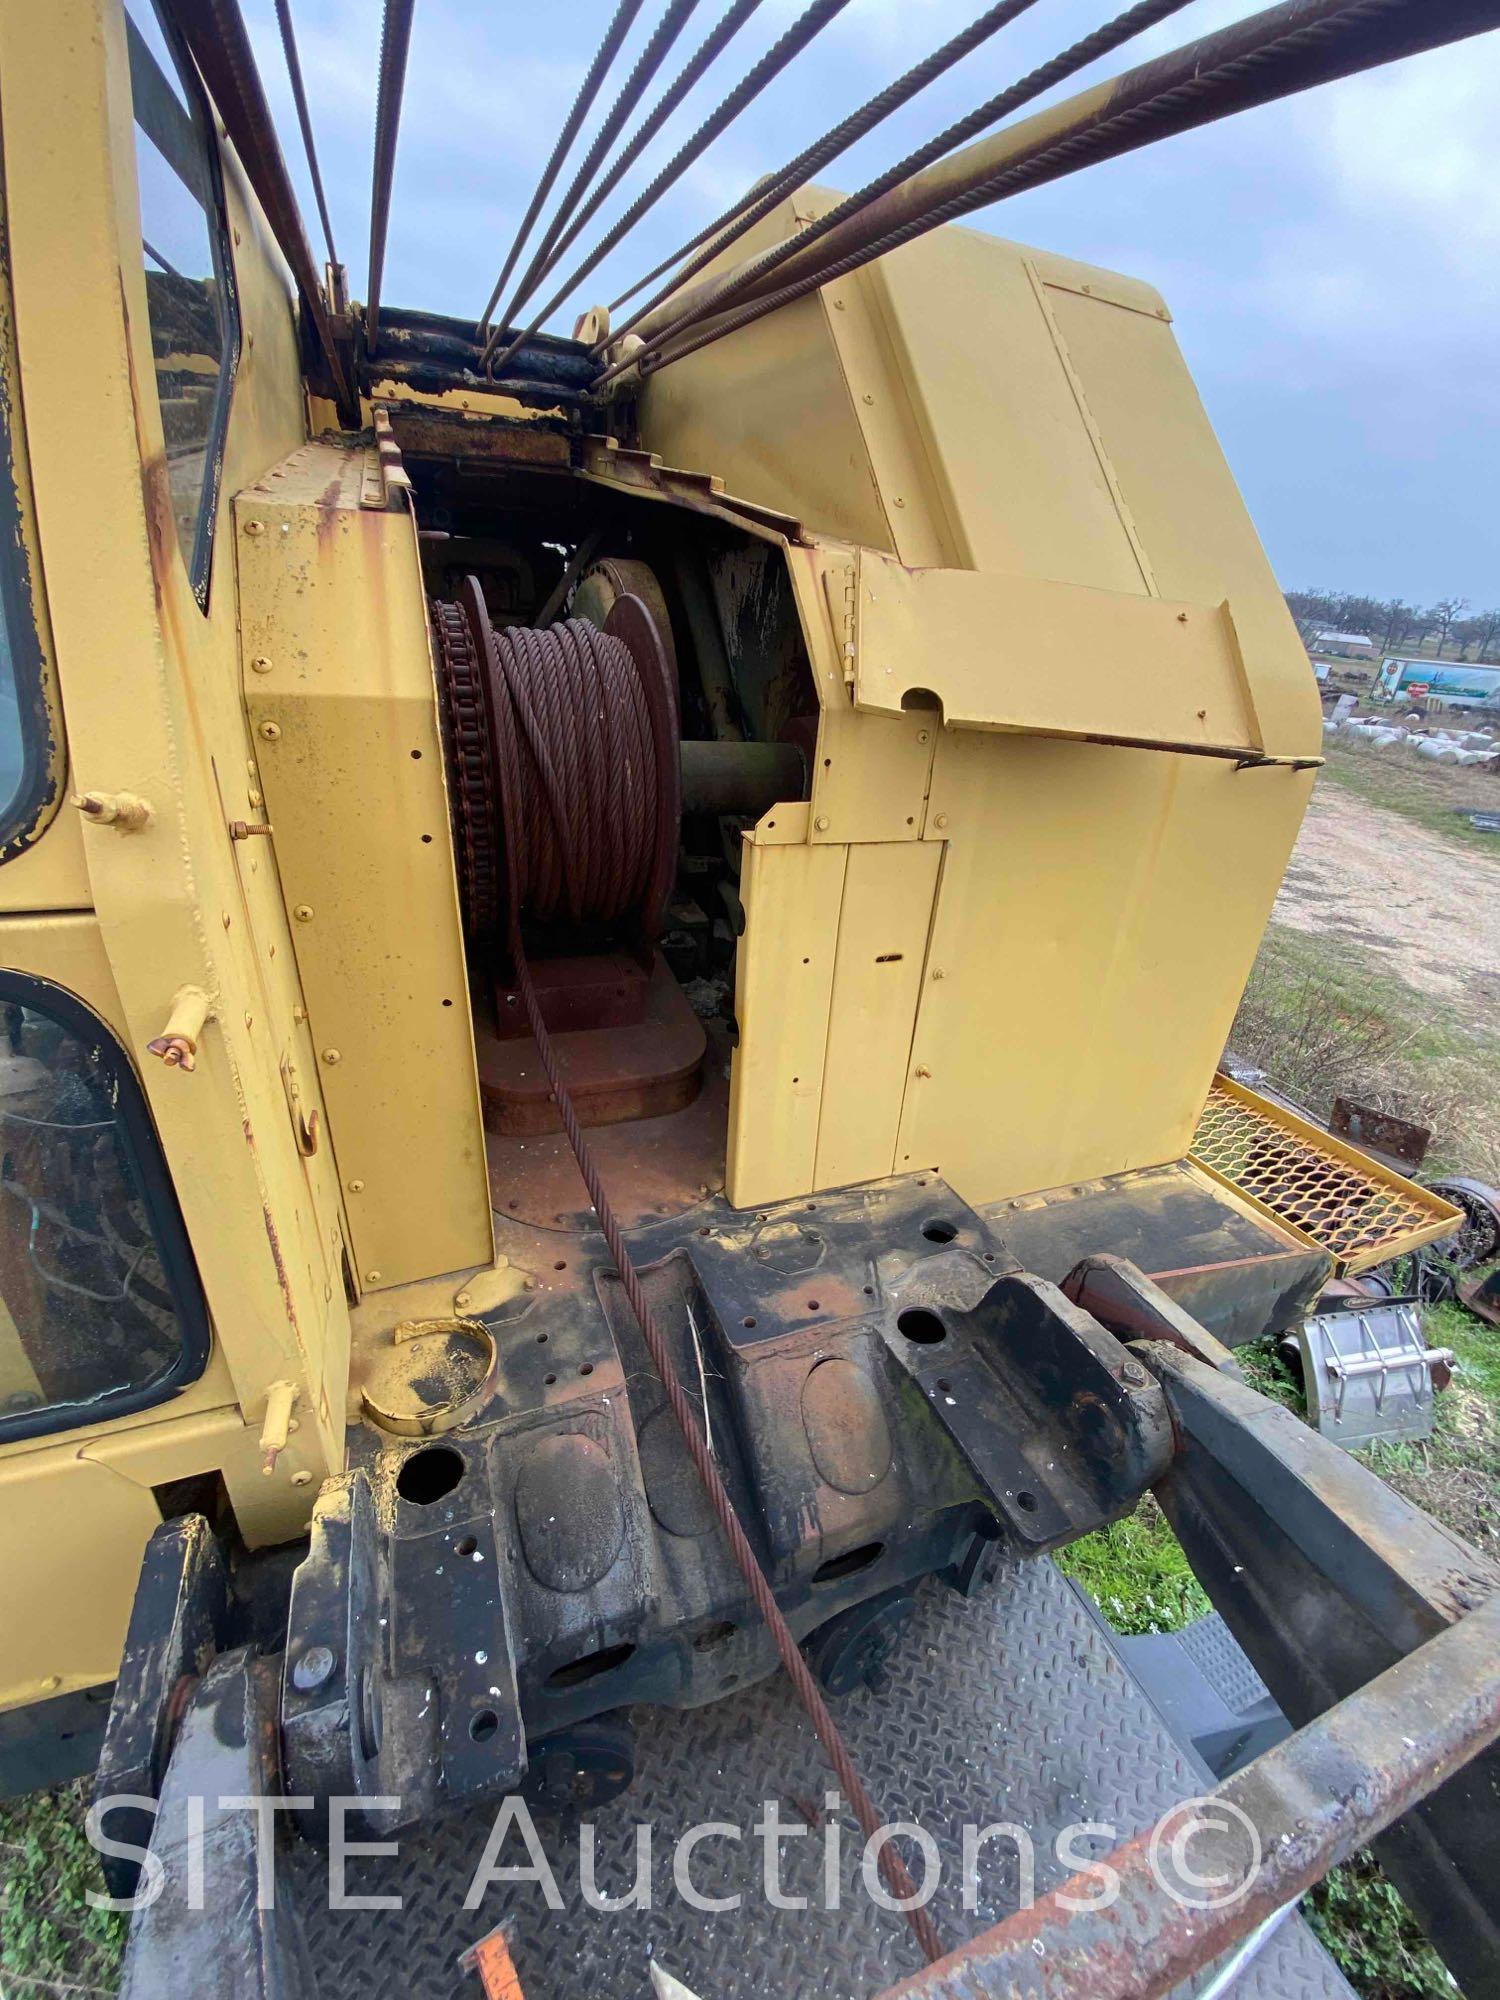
left=1285, top=589, right=1500, bottom=662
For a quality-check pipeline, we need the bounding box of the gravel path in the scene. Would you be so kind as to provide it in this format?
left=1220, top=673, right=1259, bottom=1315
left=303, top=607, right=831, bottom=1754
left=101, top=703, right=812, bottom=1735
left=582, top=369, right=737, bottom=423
left=1271, top=781, right=1500, bottom=1022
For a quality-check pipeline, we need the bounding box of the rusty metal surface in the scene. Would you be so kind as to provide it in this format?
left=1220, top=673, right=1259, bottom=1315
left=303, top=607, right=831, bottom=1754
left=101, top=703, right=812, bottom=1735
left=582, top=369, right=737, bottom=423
left=985, top=1163, right=1329, bottom=1350
left=286, top=1558, right=1350, bottom=2000
left=1459, top=1263, right=1500, bottom=1329
left=477, top=952, right=706, bottom=1136
left=438, top=585, right=681, bottom=944
left=1329, top=1096, right=1430, bottom=1170
left=1424, top=1176, right=1500, bottom=1269
left=873, top=1592, right=1500, bottom=2000
left=486, top=1053, right=728, bottom=1230
left=1146, top=1341, right=1500, bottom=1993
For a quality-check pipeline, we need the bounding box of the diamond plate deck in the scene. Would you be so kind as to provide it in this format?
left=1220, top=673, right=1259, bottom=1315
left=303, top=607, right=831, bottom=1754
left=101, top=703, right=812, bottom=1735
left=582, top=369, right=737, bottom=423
left=289, top=1560, right=1352, bottom=2000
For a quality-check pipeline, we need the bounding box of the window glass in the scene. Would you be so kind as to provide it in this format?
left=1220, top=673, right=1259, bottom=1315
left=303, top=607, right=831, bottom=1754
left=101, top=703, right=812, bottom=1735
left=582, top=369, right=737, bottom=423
left=0, top=544, right=26, bottom=835
left=0, top=980, right=208, bottom=1439
left=0, top=174, right=59, bottom=853
left=126, top=2, right=238, bottom=602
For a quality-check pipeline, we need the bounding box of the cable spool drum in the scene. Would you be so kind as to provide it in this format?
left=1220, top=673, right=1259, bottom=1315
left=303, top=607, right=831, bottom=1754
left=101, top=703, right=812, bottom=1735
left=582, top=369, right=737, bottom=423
left=432, top=576, right=703, bottom=1138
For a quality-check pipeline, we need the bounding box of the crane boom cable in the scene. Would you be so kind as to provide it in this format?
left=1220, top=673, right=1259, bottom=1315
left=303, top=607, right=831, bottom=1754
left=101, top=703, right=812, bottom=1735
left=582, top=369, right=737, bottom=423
left=365, top=0, right=415, bottom=351
left=600, top=0, right=1500, bottom=389
left=475, top=0, right=648, bottom=339
left=504, top=0, right=767, bottom=321
left=499, top=0, right=706, bottom=331
left=479, top=0, right=853, bottom=374
left=599, top=0, right=1198, bottom=363
left=272, top=0, right=339, bottom=269
left=601, top=0, right=1049, bottom=339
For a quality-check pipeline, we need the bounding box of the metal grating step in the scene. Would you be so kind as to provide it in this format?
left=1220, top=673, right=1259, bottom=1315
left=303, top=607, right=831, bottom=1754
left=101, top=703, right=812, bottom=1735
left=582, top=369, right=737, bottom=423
left=1189, top=1076, right=1459, bottom=1275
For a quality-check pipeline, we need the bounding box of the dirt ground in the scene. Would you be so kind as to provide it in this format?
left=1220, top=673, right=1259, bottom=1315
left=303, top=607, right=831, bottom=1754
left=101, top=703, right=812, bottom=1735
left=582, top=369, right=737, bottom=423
left=1272, top=781, right=1500, bottom=1023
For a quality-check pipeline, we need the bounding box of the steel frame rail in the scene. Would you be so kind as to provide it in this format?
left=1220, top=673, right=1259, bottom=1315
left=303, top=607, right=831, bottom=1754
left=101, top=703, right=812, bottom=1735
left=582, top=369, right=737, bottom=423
left=873, top=1592, right=1500, bottom=2000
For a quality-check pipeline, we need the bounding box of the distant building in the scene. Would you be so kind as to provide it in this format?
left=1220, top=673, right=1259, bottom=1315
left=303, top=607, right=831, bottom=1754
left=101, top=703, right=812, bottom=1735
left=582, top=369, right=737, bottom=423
left=1310, top=630, right=1375, bottom=657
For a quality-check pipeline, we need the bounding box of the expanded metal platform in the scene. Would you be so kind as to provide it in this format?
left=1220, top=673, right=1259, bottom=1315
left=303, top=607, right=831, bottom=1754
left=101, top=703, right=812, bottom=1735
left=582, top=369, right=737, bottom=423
left=1189, top=1076, right=1459, bottom=1276
left=290, top=1560, right=1352, bottom=2000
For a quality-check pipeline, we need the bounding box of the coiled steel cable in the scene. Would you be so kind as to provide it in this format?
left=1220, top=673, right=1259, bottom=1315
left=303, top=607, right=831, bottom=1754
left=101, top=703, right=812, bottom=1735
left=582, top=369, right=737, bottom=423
left=602, top=0, right=1047, bottom=342
left=598, top=0, right=1197, bottom=374
left=438, top=585, right=679, bottom=939
left=506, top=0, right=767, bottom=322
left=499, top=0, right=706, bottom=331
left=600, top=0, right=1479, bottom=387
left=480, top=0, right=853, bottom=375
left=273, top=0, right=339, bottom=269
left=476, top=0, right=648, bottom=338
left=366, top=0, right=415, bottom=351
left=441, top=579, right=943, bottom=1962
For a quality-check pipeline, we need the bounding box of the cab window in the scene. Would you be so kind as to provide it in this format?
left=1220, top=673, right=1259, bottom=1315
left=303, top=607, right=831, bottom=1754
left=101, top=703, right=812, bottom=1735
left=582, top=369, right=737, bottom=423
left=126, top=1, right=239, bottom=606
left=0, top=976, right=209, bottom=1441
left=0, top=173, right=62, bottom=856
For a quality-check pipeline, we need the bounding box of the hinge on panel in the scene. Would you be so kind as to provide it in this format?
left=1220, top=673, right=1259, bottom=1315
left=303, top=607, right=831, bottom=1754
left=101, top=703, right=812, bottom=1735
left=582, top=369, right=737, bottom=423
left=361, top=404, right=412, bottom=510
left=821, top=550, right=858, bottom=689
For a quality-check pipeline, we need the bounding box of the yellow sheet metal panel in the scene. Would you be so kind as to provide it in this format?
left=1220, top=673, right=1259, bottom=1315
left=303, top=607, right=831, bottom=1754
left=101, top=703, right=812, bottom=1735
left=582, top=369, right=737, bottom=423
left=238, top=439, right=492, bottom=1291
left=852, top=552, right=1260, bottom=755
left=654, top=202, right=1323, bottom=1212
left=814, top=841, right=941, bottom=1191
left=863, top=225, right=1151, bottom=588
left=726, top=835, right=845, bottom=1208
left=808, top=705, right=936, bottom=845
left=1040, top=284, right=1318, bottom=754
left=640, top=200, right=893, bottom=555
left=1, top=0, right=348, bottom=1496
left=0, top=1452, right=162, bottom=1702
left=893, top=733, right=1317, bottom=1203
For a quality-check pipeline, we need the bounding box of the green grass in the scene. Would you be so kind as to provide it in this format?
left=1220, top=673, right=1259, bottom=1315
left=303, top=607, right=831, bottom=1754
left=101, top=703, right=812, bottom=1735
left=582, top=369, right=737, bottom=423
left=1059, top=1294, right=1495, bottom=2000
left=1055, top=1495, right=1209, bottom=1635
left=1317, top=732, right=1500, bottom=857
left=0, top=1780, right=123, bottom=1996
left=1301, top=1855, right=1459, bottom=2000
left=1232, top=923, right=1500, bottom=1182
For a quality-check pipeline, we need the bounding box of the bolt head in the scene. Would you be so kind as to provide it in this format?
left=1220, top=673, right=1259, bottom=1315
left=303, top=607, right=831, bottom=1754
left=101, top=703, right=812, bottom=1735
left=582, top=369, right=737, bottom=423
left=294, top=903, right=314, bottom=922
left=933, top=813, right=949, bottom=829
left=258, top=720, right=281, bottom=741
left=292, top=1643, right=336, bottom=1692
left=251, top=656, right=273, bottom=674
left=348, top=1178, right=365, bottom=1193
left=1122, top=1362, right=1149, bottom=1387
left=366, top=1270, right=382, bottom=1284
left=321, top=1047, right=341, bottom=1065
left=814, top=814, right=830, bottom=831
left=244, top=519, right=265, bottom=536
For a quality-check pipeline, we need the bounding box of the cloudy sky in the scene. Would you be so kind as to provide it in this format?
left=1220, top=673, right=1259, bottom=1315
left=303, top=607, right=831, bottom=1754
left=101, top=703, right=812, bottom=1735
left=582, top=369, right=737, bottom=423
left=241, top=0, right=1500, bottom=611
